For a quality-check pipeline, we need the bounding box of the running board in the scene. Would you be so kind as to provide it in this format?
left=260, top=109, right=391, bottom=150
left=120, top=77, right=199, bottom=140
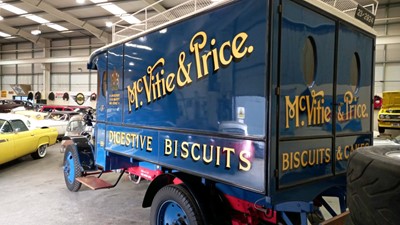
left=76, top=169, right=126, bottom=190
left=76, top=176, right=114, bottom=190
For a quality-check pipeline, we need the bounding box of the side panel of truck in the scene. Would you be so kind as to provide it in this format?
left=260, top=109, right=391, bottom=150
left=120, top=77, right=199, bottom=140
left=94, top=0, right=269, bottom=192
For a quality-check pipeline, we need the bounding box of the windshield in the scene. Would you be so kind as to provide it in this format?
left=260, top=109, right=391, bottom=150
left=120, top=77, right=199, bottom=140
left=67, top=120, right=85, bottom=132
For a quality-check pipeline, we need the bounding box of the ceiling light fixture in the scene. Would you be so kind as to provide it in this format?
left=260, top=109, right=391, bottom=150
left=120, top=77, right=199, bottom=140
left=31, top=29, right=41, bottom=35
left=0, top=3, right=27, bottom=15
left=105, top=21, right=113, bottom=27
left=76, top=0, right=85, bottom=4
left=23, top=14, right=49, bottom=24
left=90, top=0, right=107, bottom=3
left=98, top=3, right=126, bottom=15
left=120, top=14, right=140, bottom=24
left=46, top=23, right=68, bottom=31
left=0, top=31, right=11, bottom=37
left=0, top=16, right=3, bottom=20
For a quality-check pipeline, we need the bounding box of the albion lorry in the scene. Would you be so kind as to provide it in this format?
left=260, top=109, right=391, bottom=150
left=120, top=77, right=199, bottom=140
left=62, top=0, right=380, bottom=224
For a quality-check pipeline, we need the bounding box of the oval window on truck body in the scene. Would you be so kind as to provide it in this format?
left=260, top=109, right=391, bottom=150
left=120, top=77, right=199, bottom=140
left=350, top=52, right=360, bottom=93
left=303, top=36, right=316, bottom=88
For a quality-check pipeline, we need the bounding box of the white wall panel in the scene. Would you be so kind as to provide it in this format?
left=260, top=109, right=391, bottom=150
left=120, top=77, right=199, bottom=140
left=71, top=49, right=89, bottom=56
left=18, top=43, right=33, bottom=49
left=52, top=50, right=70, bottom=57
left=388, top=5, right=400, bottom=17
left=2, top=65, right=16, bottom=74
left=384, top=63, right=400, bottom=91
left=71, top=38, right=89, bottom=45
left=18, top=52, right=33, bottom=59
left=2, top=44, right=16, bottom=51
left=17, top=75, right=32, bottom=84
left=71, top=85, right=89, bottom=92
left=387, top=24, right=400, bottom=35
left=51, top=84, right=69, bottom=92
left=71, top=74, right=88, bottom=85
left=52, top=74, right=70, bottom=85
left=33, top=64, right=42, bottom=72
left=52, top=63, right=69, bottom=73
left=375, top=45, right=385, bottom=62
left=386, top=44, right=400, bottom=61
left=32, top=74, right=43, bottom=91
left=18, top=64, right=32, bottom=74
left=374, top=25, right=386, bottom=36
left=2, top=53, right=16, bottom=60
left=71, top=62, right=87, bottom=72
left=52, top=40, right=70, bottom=48
left=34, top=51, right=44, bottom=58
left=2, top=75, right=16, bottom=84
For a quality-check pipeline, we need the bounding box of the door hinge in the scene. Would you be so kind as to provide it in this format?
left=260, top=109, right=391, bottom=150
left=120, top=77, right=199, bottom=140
left=278, top=3, right=283, bottom=14
left=275, top=87, right=280, bottom=96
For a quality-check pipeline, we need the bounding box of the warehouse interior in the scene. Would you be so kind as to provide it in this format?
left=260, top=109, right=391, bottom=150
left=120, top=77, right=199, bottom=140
left=0, top=0, right=399, bottom=104
left=0, top=1, right=400, bottom=225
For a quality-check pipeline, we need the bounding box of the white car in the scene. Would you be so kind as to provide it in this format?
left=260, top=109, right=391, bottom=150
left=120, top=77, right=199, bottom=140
left=31, top=111, right=81, bottom=139
left=373, top=131, right=400, bottom=146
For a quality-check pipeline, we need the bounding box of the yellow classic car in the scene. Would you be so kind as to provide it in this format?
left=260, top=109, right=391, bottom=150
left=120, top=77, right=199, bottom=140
left=378, top=91, right=400, bottom=133
left=0, top=113, right=58, bottom=165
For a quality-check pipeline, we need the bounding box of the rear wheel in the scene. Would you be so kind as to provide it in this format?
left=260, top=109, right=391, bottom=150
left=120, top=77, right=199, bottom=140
left=63, top=146, right=82, bottom=192
left=31, top=145, right=47, bottom=159
left=347, top=146, right=400, bottom=225
left=150, top=184, right=204, bottom=225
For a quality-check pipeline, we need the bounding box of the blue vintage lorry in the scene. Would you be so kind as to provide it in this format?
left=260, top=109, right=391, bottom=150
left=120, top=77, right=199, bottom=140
left=62, top=0, right=378, bottom=224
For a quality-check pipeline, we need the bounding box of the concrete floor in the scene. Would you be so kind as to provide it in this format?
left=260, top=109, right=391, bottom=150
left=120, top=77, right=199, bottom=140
left=0, top=143, right=150, bottom=225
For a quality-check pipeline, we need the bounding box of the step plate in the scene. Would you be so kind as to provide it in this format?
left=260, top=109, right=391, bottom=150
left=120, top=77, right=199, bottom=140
left=76, top=176, right=113, bottom=190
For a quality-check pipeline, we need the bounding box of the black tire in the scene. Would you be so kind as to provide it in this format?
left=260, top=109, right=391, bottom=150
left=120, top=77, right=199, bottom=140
left=31, top=145, right=47, bottom=159
left=150, top=184, right=204, bottom=225
left=63, top=146, right=82, bottom=192
left=347, top=146, right=400, bottom=225
left=378, top=126, right=385, bottom=133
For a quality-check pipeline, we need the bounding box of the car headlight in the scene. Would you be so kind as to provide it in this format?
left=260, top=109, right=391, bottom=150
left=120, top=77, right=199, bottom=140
left=379, top=114, right=385, bottom=119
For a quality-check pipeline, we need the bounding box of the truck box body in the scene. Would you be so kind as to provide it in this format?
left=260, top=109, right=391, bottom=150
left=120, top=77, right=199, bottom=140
left=82, top=0, right=376, bottom=222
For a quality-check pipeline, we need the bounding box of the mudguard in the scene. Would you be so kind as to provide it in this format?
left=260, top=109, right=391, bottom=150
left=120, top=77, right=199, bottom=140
left=62, top=136, right=97, bottom=171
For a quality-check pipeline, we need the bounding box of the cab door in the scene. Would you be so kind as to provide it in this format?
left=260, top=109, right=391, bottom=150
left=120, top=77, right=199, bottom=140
left=11, top=120, right=36, bottom=157
left=277, top=0, right=336, bottom=187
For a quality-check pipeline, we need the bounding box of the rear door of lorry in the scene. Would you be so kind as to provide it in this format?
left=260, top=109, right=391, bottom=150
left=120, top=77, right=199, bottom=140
left=276, top=0, right=374, bottom=198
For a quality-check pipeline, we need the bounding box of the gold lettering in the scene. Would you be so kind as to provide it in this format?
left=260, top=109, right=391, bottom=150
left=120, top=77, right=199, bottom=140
left=189, top=31, right=207, bottom=79
left=202, top=144, right=213, bottom=164
left=223, top=147, right=235, bottom=169
left=191, top=143, right=201, bottom=161
left=181, top=141, right=189, bottom=158
left=239, top=151, right=251, bottom=171
left=282, top=153, right=289, bottom=171
left=146, top=136, right=152, bottom=152
left=219, top=41, right=232, bottom=66
left=232, top=32, right=249, bottom=59
left=165, top=139, right=172, bottom=155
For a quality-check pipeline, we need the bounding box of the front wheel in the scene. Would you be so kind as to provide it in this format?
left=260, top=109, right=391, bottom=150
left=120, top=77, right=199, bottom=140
left=378, top=126, right=385, bottom=133
left=150, top=184, right=204, bottom=225
left=63, top=146, right=82, bottom=192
